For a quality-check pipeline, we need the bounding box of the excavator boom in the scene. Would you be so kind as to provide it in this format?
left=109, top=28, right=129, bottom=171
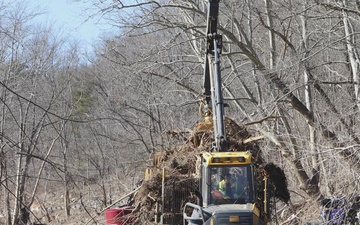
left=202, top=0, right=227, bottom=152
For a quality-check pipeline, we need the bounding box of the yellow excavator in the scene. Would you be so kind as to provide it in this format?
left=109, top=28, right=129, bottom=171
left=182, top=1, right=274, bottom=224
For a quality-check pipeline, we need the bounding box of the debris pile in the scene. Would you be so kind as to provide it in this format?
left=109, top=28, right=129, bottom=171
left=129, top=117, right=290, bottom=224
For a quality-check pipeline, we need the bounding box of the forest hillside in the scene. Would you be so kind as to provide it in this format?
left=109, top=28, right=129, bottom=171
left=0, top=0, right=360, bottom=224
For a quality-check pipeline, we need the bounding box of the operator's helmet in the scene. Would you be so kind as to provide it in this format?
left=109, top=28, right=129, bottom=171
left=220, top=173, right=231, bottom=181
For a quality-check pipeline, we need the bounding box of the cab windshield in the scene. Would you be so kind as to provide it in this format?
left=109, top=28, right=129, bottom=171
left=209, top=165, right=253, bottom=205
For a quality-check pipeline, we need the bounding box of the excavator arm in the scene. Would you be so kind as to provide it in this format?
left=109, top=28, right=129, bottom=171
left=202, top=0, right=228, bottom=152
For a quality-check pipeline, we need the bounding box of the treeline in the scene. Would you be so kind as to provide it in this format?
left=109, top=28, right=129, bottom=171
left=1, top=0, right=360, bottom=224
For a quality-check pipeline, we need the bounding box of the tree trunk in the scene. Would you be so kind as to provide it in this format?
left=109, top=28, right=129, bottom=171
left=342, top=0, right=360, bottom=110
left=62, top=128, right=71, bottom=217
left=12, top=120, right=26, bottom=225
left=301, top=0, right=320, bottom=192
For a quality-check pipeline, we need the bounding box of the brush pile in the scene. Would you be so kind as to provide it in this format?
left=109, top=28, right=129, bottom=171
left=128, top=117, right=290, bottom=224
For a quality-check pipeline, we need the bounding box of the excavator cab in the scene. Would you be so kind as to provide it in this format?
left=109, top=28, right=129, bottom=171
left=200, top=152, right=255, bottom=206
left=183, top=151, right=267, bottom=225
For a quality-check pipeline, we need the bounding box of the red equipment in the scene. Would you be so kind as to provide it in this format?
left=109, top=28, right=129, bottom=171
left=104, top=206, right=134, bottom=225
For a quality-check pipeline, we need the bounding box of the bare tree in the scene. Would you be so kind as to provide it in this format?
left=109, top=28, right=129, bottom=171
left=114, top=0, right=359, bottom=196
left=2, top=0, right=360, bottom=223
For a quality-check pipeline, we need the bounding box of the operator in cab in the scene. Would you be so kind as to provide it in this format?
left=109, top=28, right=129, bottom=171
left=218, top=174, right=232, bottom=199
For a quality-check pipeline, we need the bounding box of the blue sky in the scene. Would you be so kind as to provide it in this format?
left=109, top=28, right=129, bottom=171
left=28, top=0, right=114, bottom=50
